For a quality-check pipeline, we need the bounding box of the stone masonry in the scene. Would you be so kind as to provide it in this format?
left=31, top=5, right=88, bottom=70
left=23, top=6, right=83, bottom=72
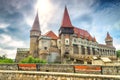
left=0, top=70, right=120, bottom=80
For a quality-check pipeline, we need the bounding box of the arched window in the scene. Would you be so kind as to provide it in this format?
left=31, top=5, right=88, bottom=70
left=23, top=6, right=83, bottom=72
left=81, top=46, right=85, bottom=55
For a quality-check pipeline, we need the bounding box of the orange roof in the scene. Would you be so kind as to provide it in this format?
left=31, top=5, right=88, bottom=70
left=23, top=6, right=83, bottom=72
left=61, top=6, right=73, bottom=28
left=88, top=35, right=93, bottom=41
left=31, top=12, right=41, bottom=31
left=44, top=31, right=58, bottom=40
left=73, top=27, right=93, bottom=41
left=99, top=44, right=115, bottom=49
left=105, top=32, right=112, bottom=40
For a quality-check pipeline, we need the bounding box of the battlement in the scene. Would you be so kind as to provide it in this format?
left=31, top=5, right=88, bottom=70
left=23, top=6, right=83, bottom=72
left=17, top=48, right=29, bottom=52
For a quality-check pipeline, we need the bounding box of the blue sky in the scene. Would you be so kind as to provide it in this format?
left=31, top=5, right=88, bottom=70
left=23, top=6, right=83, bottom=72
left=0, top=0, right=120, bottom=59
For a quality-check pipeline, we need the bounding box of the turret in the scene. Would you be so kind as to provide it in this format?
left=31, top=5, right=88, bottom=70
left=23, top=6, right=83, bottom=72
left=105, top=32, right=113, bottom=46
left=59, top=6, right=74, bottom=35
left=30, top=12, right=41, bottom=57
left=59, top=6, right=74, bottom=63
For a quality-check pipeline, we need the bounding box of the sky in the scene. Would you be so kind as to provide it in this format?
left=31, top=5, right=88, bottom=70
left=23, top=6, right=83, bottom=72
left=0, top=0, right=120, bottom=59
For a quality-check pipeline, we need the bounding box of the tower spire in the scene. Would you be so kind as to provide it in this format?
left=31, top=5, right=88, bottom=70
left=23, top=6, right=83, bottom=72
left=105, top=32, right=113, bottom=46
left=105, top=32, right=112, bottom=40
left=31, top=12, right=41, bottom=32
left=61, top=6, right=73, bottom=28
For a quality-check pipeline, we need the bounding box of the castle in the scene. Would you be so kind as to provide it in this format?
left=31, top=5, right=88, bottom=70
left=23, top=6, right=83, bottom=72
left=15, top=7, right=116, bottom=64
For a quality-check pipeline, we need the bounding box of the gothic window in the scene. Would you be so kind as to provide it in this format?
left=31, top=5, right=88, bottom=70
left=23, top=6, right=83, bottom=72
left=87, top=47, right=90, bottom=55
left=92, top=48, right=95, bottom=55
left=73, top=45, right=78, bottom=54
left=81, top=46, right=85, bottom=55
left=74, top=39, right=76, bottom=42
left=65, top=39, right=69, bottom=45
left=66, top=40, right=68, bottom=43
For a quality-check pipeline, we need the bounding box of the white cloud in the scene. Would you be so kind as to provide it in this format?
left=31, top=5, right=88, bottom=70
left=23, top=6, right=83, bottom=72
left=33, top=0, right=56, bottom=34
left=0, top=34, right=27, bottom=48
left=114, top=38, right=120, bottom=50
left=23, top=0, right=56, bottom=34
left=0, top=34, right=28, bottom=59
left=0, top=48, right=16, bottom=59
left=0, top=23, right=9, bottom=29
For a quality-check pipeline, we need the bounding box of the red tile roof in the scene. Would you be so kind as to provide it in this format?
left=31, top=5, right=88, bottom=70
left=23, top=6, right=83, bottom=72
left=73, top=27, right=94, bottom=41
left=44, top=31, right=58, bottom=40
left=99, top=44, right=115, bottom=49
left=88, top=35, right=93, bottom=41
left=31, top=12, right=40, bottom=31
left=61, top=6, right=73, bottom=28
left=105, top=32, right=112, bottom=40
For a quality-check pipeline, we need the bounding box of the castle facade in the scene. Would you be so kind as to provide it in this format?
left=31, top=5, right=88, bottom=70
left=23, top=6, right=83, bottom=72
left=15, top=7, right=116, bottom=64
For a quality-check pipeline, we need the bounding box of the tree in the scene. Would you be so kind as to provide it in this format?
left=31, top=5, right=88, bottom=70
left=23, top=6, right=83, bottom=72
left=116, top=50, right=120, bottom=58
left=0, top=55, right=14, bottom=63
left=0, top=54, right=6, bottom=59
left=20, top=56, right=47, bottom=64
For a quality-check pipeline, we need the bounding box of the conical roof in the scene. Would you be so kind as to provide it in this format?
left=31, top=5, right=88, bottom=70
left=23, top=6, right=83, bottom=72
left=105, top=32, right=112, bottom=40
left=61, top=6, right=73, bottom=28
left=31, top=12, right=40, bottom=31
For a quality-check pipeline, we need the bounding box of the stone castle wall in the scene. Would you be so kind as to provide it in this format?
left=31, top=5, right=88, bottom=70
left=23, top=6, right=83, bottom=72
left=0, top=64, right=18, bottom=70
left=0, top=64, right=120, bottom=75
left=0, top=70, right=120, bottom=80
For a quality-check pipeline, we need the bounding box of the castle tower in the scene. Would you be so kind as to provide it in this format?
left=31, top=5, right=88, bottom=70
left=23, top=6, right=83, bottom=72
left=59, top=6, right=74, bottom=62
left=105, top=32, right=113, bottom=46
left=30, top=12, right=41, bottom=58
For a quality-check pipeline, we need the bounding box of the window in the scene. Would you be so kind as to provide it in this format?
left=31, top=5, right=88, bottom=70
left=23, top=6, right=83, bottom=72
left=44, top=47, right=47, bottom=50
left=87, top=47, right=90, bottom=55
left=92, top=48, right=95, bottom=55
left=66, top=40, right=68, bottom=43
left=65, top=38, right=69, bottom=45
left=74, top=39, right=76, bottom=42
left=81, top=46, right=85, bottom=55
left=73, top=45, right=78, bottom=54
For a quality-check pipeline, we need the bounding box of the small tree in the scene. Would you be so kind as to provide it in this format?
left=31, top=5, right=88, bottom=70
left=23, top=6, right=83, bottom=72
left=20, top=56, right=47, bottom=64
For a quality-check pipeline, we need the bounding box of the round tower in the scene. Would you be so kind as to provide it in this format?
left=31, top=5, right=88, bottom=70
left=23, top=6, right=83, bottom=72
left=105, top=32, right=113, bottom=46
left=30, top=12, right=41, bottom=58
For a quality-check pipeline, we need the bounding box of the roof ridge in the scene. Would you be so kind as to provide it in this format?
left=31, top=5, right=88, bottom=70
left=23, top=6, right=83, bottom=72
left=44, top=30, right=58, bottom=39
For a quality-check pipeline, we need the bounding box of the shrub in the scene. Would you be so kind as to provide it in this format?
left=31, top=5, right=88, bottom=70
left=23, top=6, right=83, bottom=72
left=117, top=50, right=120, bottom=58
left=0, top=58, right=14, bottom=63
left=20, top=56, right=47, bottom=64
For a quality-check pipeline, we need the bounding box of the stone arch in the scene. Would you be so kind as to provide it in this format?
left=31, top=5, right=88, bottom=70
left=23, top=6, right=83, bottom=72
left=64, top=52, right=69, bottom=58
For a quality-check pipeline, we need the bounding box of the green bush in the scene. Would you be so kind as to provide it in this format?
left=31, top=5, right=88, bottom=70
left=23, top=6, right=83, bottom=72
left=20, top=56, right=47, bottom=64
left=0, top=58, right=14, bottom=63
left=117, top=50, right=120, bottom=58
